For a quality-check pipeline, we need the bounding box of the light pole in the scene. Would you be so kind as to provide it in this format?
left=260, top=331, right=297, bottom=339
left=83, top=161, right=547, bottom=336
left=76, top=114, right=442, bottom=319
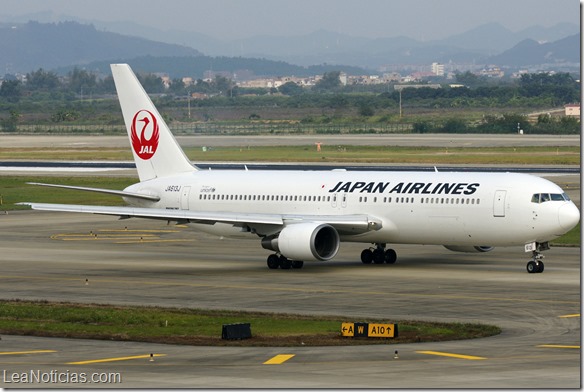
left=187, top=91, right=191, bottom=119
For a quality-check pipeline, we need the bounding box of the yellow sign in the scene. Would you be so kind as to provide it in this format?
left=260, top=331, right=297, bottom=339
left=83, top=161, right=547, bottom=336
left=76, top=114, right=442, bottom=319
left=368, top=323, right=396, bottom=338
left=341, top=322, right=354, bottom=337
left=341, top=322, right=398, bottom=338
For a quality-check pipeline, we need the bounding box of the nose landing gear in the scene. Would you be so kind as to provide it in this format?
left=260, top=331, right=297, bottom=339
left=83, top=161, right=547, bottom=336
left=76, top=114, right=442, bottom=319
left=526, top=242, right=549, bottom=273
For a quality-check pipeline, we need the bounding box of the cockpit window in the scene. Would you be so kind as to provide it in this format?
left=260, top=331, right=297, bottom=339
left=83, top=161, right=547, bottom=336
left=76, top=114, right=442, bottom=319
left=562, top=192, right=571, bottom=201
left=531, top=193, right=570, bottom=203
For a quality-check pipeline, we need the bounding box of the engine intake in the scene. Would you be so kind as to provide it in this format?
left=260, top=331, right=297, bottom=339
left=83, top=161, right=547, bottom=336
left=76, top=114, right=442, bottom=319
left=443, top=245, right=494, bottom=253
left=261, top=223, right=340, bottom=261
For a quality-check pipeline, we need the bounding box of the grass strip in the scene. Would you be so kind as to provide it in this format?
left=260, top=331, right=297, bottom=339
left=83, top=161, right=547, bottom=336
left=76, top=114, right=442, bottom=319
left=0, top=300, right=501, bottom=347
left=0, top=145, right=579, bottom=165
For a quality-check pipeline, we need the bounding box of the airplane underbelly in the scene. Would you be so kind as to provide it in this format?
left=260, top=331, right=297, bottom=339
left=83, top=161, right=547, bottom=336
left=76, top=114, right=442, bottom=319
left=188, top=222, right=254, bottom=238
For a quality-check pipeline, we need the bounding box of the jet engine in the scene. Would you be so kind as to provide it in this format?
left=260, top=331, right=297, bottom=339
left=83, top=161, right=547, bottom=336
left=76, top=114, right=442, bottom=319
left=443, top=245, right=494, bottom=253
left=261, top=222, right=340, bottom=261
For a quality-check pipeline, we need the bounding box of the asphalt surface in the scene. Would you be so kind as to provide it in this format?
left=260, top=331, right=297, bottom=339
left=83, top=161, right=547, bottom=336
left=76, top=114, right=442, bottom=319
left=0, top=210, right=580, bottom=388
left=0, top=134, right=580, bottom=388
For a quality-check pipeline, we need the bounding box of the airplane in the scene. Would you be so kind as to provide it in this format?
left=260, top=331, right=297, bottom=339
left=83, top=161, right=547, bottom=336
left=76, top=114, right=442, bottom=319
left=20, top=64, right=580, bottom=274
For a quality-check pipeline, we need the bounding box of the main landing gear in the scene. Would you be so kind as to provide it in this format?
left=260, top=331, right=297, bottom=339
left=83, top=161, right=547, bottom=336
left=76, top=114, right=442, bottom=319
left=526, top=242, right=549, bottom=273
left=360, top=243, right=397, bottom=265
left=266, top=254, right=304, bottom=270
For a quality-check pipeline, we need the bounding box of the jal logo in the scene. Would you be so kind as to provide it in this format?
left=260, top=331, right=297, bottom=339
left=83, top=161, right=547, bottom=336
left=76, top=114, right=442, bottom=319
left=131, top=110, right=159, bottom=160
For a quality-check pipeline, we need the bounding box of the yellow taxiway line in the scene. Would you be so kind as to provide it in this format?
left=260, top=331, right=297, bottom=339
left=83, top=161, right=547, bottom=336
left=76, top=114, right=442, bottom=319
left=0, top=350, right=57, bottom=355
left=67, top=354, right=166, bottom=365
left=537, top=345, right=580, bottom=349
left=558, top=314, right=580, bottom=318
left=416, top=351, right=486, bottom=360
left=263, top=354, right=295, bottom=365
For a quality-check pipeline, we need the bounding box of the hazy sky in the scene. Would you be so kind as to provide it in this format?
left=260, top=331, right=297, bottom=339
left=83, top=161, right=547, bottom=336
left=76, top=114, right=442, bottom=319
left=0, top=0, right=580, bottom=40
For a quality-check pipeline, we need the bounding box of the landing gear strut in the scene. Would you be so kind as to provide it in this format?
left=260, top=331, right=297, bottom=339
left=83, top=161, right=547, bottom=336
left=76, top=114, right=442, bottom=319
left=526, top=242, right=548, bottom=273
left=361, top=243, right=397, bottom=265
left=267, top=253, right=304, bottom=270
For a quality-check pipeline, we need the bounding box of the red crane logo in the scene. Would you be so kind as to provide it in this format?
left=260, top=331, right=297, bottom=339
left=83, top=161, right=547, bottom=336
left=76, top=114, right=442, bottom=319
left=131, top=110, right=159, bottom=160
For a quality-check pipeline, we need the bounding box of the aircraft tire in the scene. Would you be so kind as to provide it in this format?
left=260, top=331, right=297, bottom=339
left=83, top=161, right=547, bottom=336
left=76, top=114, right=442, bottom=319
left=385, top=249, right=397, bottom=264
left=280, top=256, right=292, bottom=269
left=526, top=260, right=540, bottom=273
left=373, top=249, right=385, bottom=264
left=361, top=249, right=373, bottom=264
left=291, top=260, right=304, bottom=269
left=267, top=254, right=280, bottom=269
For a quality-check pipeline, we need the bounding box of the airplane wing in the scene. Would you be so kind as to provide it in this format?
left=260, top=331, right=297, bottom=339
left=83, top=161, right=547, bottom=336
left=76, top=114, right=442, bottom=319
left=17, top=203, right=381, bottom=235
left=26, top=182, right=160, bottom=202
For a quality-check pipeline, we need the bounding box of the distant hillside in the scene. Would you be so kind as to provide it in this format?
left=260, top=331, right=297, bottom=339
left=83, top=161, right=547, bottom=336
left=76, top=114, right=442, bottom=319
left=0, top=21, right=200, bottom=73
left=80, top=55, right=369, bottom=79
left=86, top=20, right=578, bottom=68
left=486, top=34, right=579, bottom=67
left=1, top=20, right=579, bottom=76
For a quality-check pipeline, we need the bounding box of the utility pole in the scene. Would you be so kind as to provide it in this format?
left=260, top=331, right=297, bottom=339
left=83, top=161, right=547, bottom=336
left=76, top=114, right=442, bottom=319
left=187, top=91, right=191, bottom=119
left=399, top=89, right=402, bottom=118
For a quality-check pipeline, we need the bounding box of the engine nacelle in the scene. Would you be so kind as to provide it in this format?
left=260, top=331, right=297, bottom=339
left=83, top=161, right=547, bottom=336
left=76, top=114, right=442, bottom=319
left=261, top=223, right=340, bottom=261
left=443, top=245, right=494, bottom=253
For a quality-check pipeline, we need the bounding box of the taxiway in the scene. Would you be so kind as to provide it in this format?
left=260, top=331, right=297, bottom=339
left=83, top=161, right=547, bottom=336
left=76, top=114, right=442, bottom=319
left=0, top=209, right=580, bottom=388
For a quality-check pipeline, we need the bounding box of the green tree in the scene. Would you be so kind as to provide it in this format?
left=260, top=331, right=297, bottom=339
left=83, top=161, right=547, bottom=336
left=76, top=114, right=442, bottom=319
left=26, top=68, right=60, bottom=91
left=358, top=103, right=375, bottom=117
left=314, top=71, right=341, bottom=92
left=455, top=71, right=482, bottom=88
left=214, top=75, right=234, bottom=96
left=137, top=74, right=165, bottom=93
left=67, top=68, right=97, bottom=96
left=0, top=80, right=21, bottom=103
left=279, top=81, right=304, bottom=96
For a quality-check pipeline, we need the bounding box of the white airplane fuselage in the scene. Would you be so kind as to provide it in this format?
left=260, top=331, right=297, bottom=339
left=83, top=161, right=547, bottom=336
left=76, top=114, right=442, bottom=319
left=124, top=169, right=576, bottom=247
left=22, top=64, right=579, bottom=272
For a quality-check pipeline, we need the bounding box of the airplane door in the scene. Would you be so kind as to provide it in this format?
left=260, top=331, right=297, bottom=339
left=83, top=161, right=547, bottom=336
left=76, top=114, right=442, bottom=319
left=331, top=193, right=337, bottom=208
left=181, top=186, right=191, bottom=210
left=493, top=190, right=506, bottom=217
left=341, top=192, right=347, bottom=208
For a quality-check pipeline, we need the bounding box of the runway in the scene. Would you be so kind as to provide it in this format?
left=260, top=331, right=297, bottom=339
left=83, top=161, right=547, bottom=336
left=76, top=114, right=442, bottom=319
left=1, top=133, right=580, bottom=148
left=0, top=210, right=580, bottom=388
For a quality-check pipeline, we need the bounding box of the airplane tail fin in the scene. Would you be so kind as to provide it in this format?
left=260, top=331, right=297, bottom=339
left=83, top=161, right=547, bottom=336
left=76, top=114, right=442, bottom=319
left=111, top=64, right=197, bottom=182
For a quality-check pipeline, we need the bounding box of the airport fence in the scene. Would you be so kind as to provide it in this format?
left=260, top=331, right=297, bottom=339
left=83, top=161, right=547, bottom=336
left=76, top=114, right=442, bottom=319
left=11, top=122, right=413, bottom=135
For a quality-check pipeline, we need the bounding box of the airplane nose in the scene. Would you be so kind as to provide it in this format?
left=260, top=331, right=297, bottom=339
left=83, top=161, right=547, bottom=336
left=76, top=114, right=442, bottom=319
left=558, top=203, right=580, bottom=231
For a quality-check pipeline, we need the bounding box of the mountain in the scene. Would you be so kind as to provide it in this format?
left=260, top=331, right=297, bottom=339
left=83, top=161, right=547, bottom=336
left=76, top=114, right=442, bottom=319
left=82, top=20, right=577, bottom=68
left=486, top=34, right=579, bottom=68
left=0, top=18, right=579, bottom=76
left=0, top=21, right=201, bottom=73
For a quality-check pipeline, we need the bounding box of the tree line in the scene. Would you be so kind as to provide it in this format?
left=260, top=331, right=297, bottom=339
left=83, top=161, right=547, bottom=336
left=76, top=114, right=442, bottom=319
left=0, top=68, right=580, bottom=134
